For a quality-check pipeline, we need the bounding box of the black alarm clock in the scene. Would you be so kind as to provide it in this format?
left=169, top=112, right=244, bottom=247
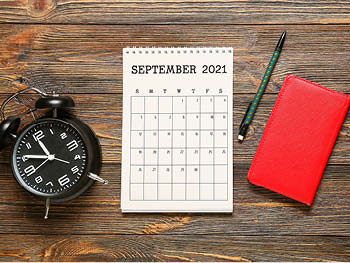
left=0, top=87, right=108, bottom=219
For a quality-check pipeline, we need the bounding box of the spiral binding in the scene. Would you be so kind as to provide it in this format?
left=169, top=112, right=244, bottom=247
left=123, top=47, right=233, bottom=55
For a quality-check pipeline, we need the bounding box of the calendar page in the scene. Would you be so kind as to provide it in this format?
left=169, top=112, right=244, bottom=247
left=121, top=47, right=233, bottom=212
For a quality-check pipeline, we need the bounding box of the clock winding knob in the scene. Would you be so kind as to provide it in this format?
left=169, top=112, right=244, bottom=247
left=87, top=172, right=109, bottom=184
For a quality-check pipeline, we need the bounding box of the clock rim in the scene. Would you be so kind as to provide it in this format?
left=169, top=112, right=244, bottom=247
left=10, top=117, right=101, bottom=202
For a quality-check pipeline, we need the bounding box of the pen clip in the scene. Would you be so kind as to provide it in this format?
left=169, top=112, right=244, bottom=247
left=240, top=102, right=252, bottom=128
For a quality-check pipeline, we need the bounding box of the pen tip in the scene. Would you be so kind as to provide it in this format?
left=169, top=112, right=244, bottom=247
left=276, top=31, right=286, bottom=51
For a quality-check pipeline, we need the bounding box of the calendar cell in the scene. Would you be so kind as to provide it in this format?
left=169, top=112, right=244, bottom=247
left=173, top=114, right=186, bottom=129
left=214, top=96, right=228, bottom=113
left=159, top=97, right=172, bottom=113
left=131, top=131, right=144, bottom=148
left=145, top=97, right=159, bottom=113
left=214, top=113, right=228, bottom=130
left=131, top=114, right=144, bottom=130
left=158, top=166, right=172, bottom=183
left=187, top=97, right=200, bottom=112
left=144, top=166, right=158, bottom=183
left=200, top=148, right=214, bottom=165
left=159, top=114, right=173, bottom=130
left=144, top=131, right=158, bottom=148
left=186, top=184, right=200, bottom=200
left=173, top=97, right=186, bottom=113
left=214, top=184, right=227, bottom=200
left=187, top=166, right=200, bottom=183
left=200, top=96, right=214, bottom=113
left=214, top=148, right=228, bottom=165
left=200, top=184, right=214, bottom=200
left=200, top=165, right=214, bottom=183
left=144, top=149, right=158, bottom=165
left=187, top=130, right=200, bottom=147
left=131, top=97, right=144, bottom=113
left=131, top=149, right=144, bottom=165
left=200, top=130, right=214, bottom=147
left=159, top=131, right=172, bottom=148
left=214, top=165, right=227, bottom=183
left=214, top=130, right=227, bottom=147
left=187, top=113, right=200, bottom=129
left=200, top=113, right=214, bottom=129
left=145, top=114, right=158, bottom=130
left=172, top=148, right=186, bottom=165
left=130, top=166, right=144, bottom=183
left=186, top=148, right=200, bottom=165
left=158, top=184, right=172, bottom=200
left=158, top=149, right=172, bottom=165
left=173, top=131, right=186, bottom=148
left=130, top=184, right=143, bottom=200
left=173, top=184, right=186, bottom=200
left=173, top=166, right=186, bottom=183
left=144, top=184, right=158, bottom=200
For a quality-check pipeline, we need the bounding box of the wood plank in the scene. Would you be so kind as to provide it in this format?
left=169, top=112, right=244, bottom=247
left=234, top=94, right=350, bottom=164
left=0, top=234, right=349, bottom=262
left=0, top=25, right=349, bottom=94
left=1, top=93, right=350, bottom=164
left=0, top=94, right=121, bottom=164
left=0, top=163, right=349, bottom=235
left=1, top=1, right=350, bottom=25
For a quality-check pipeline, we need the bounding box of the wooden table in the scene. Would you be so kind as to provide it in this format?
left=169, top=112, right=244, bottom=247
left=0, top=1, right=349, bottom=261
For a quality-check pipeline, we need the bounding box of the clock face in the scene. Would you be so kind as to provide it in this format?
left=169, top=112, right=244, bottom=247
left=12, top=119, right=88, bottom=196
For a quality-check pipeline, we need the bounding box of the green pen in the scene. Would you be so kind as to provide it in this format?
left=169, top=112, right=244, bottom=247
left=238, top=31, right=286, bottom=142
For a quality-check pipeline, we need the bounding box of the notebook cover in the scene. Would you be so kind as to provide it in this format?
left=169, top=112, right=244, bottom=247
left=247, top=75, right=350, bottom=205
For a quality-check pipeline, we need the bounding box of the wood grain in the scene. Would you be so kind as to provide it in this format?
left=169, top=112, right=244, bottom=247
left=0, top=163, right=349, bottom=236
left=2, top=93, right=350, bottom=165
left=0, top=234, right=349, bottom=262
left=0, top=25, right=350, bottom=94
left=1, top=2, right=350, bottom=260
left=0, top=94, right=121, bottom=164
left=1, top=0, right=350, bottom=25
left=234, top=94, right=350, bottom=164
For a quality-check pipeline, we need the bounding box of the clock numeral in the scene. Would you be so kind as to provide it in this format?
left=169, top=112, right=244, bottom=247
left=26, top=142, right=31, bottom=149
left=33, top=130, right=45, bottom=141
left=74, top=155, right=81, bottom=160
left=22, top=156, right=27, bottom=162
left=58, top=174, right=70, bottom=186
left=35, top=176, right=43, bottom=184
left=50, top=129, right=54, bottom=135
left=46, top=181, right=53, bottom=187
left=24, top=165, right=35, bottom=177
left=60, top=132, right=67, bottom=140
left=67, top=140, right=78, bottom=152
left=71, top=166, right=79, bottom=174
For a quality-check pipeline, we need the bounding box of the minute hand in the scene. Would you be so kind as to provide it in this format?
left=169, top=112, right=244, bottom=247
left=38, top=140, right=51, bottom=156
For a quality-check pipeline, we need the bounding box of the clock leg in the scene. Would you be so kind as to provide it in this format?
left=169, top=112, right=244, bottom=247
left=44, top=198, right=50, bottom=219
left=87, top=172, right=109, bottom=184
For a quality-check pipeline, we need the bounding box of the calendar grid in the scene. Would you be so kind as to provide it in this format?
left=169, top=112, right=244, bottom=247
left=185, top=97, right=187, bottom=200
left=157, top=96, right=160, bottom=200
left=213, top=95, right=215, bottom=200
left=143, top=96, right=146, bottom=200
left=130, top=95, right=229, bottom=201
left=171, top=96, right=174, bottom=200
left=199, top=96, right=201, bottom=199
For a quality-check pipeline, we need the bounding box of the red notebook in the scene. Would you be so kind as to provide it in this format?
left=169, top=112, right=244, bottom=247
left=247, top=75, right=350, bottom=205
